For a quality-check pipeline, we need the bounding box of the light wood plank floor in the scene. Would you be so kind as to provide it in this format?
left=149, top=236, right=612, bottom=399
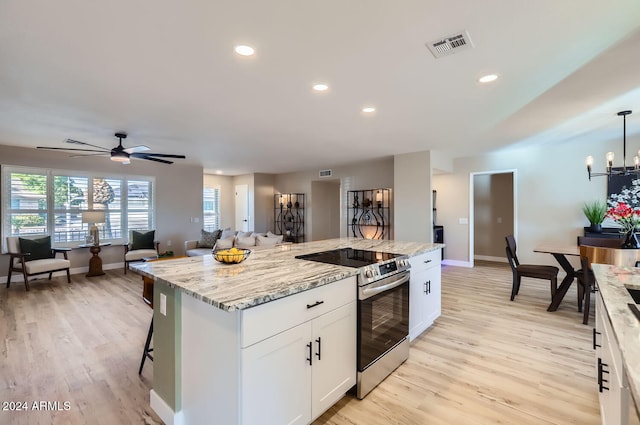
left=0, top=261, right=600, bottom=425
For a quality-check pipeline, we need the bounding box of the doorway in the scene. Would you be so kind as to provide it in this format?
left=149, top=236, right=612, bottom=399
left=310, top=180, right=341, bottom=241
left=469, top=170, right=517, bottom=266
left=235, top=184, right=249, bottom=232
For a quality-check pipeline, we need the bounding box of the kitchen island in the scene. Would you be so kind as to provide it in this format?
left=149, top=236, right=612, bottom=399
left=591, top=264, right=640, bottom=425
left=132, top=238, right=442, bottom=425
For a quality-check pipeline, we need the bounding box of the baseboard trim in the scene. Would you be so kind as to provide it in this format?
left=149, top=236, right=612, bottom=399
left=474, top=255, right=507, bottom=263
left=150, top=390, right=181, bottom=425
left=442, top=259, right=473, bottom=268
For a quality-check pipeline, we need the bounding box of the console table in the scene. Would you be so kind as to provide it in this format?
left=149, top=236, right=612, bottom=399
left=77, top=243, right=111, bottom=277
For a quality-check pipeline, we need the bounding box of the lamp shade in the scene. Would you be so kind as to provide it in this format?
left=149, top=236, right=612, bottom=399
left=82, top=210, right=106, bottom=224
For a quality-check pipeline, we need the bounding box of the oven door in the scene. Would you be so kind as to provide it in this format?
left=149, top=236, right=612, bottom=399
left=358, top=271, right=410, bottom=371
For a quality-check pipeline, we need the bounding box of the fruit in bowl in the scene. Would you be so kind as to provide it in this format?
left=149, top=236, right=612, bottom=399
left=213, top=247, right=251, bottom=264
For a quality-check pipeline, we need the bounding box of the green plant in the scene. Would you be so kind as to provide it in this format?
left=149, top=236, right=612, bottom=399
left=582, top=200, right=607, bottom=224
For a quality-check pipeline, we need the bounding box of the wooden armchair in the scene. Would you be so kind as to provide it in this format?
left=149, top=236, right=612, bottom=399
left=6, top=236, right=71, bottom=291
left=124, top=230, right=159, bottom=273
left=505, top=235, right=559, bottom=301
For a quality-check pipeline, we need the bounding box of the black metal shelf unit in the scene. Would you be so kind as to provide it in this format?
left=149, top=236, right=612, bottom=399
left=274, top=193, right=305, bottom=243
left=347, top=188, right=391, bottom=240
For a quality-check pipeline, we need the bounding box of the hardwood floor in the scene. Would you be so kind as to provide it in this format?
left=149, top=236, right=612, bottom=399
left=314, top=261, right=600, bottom=425
left=0, top=261, right=600, bottom=424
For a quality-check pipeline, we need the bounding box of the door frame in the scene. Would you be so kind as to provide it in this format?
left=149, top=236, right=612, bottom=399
left=468, top=169, right=518, bottom=267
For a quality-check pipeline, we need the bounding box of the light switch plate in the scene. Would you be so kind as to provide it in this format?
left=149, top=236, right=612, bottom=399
left=160, top=293, right=167, bottom=316
left=458, top=218, right=469, bottom=225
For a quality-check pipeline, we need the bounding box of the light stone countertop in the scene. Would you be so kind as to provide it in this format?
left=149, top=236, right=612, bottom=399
left=592, top=263, right=640, bottom=409
left=130, top=238, right=443, bottom=312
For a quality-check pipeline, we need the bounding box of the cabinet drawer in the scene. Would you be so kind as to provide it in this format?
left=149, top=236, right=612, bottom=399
left=241, top=276, right=357, bottom=348
left=410, top=249, right=441, bottom=271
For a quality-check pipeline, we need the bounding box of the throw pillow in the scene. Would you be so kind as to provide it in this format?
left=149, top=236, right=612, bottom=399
left=266, top=231, right=284, bottom=243
left=131, top=230, right=156, bottom=250
left=256, top=235, right=279, bottom=246
left=214, top=237, right=234, bottom=250
left=237, top=231, right=254, bottom=238
left=198, top=229, right=222, bottom=248
left=220, top=228, right=235, bottom=239
left=235, top=236, right=256, bottom=249
left=19, top=236, right=52, bottom=261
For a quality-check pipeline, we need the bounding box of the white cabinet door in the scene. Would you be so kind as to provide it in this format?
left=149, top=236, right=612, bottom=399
left=409, top=267, right=429, bottom=341
left=423, top=265, right=442, bottom=326
left=311, top=301, right=357, bottom=420
left=409, top=250, right=442, bottom=342
left=241, top=323, right=312, bottom=425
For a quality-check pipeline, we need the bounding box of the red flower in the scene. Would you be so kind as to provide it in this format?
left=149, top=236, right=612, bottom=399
left=606, top=202, right=640, bottom=232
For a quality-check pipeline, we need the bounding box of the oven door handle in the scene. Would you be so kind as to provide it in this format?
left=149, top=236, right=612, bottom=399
left=360, top=272, right=410, bottom=300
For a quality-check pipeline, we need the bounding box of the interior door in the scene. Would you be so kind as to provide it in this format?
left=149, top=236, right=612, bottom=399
left=235, top=184, right=249, bottom=231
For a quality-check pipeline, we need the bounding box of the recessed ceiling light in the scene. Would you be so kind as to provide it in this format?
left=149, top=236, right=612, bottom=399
left=215, top=170, right=224, bottom=175
left=312, top=83, right=329, bottom=92
left=478, top=74, right=498, bottom=83
left=234, top=45, right=255, bottom=56
left=362, top=107, right=376, bottom=113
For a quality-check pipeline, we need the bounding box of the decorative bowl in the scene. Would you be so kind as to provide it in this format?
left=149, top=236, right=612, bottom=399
left=212, top=248, right=251, bottom=264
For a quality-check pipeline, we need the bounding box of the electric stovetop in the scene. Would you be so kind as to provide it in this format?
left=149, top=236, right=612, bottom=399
left=295, top=247, right=401, bottom=268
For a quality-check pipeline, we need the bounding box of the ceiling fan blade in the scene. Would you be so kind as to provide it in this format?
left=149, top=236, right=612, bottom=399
left=123, top=145, right=150, bottom=154
left=37, top=147, right=109, bottom=153
left=136, top=155, right=174, bottom=164
left=65, top=139, right=110, bottom=151
left=132, top=152, right=186, bottom=159
left=69, top=153, right=110, bottom=158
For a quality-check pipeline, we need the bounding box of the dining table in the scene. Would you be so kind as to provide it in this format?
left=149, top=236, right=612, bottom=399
left=533, top=244, right=580, bottom=312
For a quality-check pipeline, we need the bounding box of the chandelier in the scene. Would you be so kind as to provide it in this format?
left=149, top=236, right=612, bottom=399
left=587, top=110, right=636, bottom=180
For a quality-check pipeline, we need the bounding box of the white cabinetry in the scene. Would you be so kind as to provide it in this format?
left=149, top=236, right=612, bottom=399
left=180, top=276, right=356, bottom=425
left=409, top=249, right=442, bottom=341
left=241, top=301, right=356, bottom=424
left=595, top=291, right=634, bottom=425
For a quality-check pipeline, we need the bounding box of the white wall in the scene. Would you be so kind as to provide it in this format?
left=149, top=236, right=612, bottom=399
left=394, top=151, right=432, bottom=243
left=433, top=135, right=610, bottom=267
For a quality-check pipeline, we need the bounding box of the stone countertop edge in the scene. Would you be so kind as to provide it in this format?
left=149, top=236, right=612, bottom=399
left=130, top=238, right=443, bottom=312
left=592, top=263, right=640, bottom=410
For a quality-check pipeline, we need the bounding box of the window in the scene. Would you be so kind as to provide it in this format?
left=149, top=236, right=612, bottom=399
left=203, top=186, right=220, bottom=231
left=2, top=165, right=155, bottom=246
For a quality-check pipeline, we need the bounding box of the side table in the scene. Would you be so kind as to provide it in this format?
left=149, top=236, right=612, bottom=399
left=78, top=243, right=112, bottom=277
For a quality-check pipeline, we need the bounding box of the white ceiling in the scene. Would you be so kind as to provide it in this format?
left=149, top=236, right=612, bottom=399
left=1, top=0, right=640, bottom=175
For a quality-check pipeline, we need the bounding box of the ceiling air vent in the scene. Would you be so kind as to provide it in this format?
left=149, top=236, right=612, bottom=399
left=426, top=30, right=474, bottom=58
left=319, top=169, right=332, bottom=178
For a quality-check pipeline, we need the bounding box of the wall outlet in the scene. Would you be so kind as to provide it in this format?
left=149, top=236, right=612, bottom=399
left=167, top=240, right=172, bottom=247
left=497, top=217, right=503, bottom=224
left=189, top=217, right=200, bottom=223
left=160, top=293, right=167, bottom=316
left=459, top=218, right=469, bottom=225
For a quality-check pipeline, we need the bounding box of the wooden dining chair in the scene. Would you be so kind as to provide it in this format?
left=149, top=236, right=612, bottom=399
left=577, top=246, right=594, bottom=325
left=505, top=235, right=559, bottom=301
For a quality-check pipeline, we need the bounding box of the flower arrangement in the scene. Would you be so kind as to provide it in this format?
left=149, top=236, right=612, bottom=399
left=605, top=202, right=640, bottom=234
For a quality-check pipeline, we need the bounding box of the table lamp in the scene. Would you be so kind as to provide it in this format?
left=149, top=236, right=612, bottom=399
left=82, top=210, right=106, bottom=246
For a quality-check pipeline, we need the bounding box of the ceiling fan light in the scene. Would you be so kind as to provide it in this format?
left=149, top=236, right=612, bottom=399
left=111, top=152, right=130, bottom=163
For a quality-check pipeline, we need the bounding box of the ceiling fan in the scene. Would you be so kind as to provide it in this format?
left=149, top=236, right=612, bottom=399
left=37, top=132, right=186, bottom=164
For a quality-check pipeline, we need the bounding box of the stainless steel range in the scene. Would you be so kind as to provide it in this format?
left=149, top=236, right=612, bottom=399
left=295, top=247, right=411, bottom=399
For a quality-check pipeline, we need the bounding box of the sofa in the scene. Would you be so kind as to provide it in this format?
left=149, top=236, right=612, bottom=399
left=185, top=229, right=286, bottom=257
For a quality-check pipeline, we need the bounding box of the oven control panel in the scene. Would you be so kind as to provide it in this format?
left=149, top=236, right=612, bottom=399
left=359, top=256, right=410, bottom=286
